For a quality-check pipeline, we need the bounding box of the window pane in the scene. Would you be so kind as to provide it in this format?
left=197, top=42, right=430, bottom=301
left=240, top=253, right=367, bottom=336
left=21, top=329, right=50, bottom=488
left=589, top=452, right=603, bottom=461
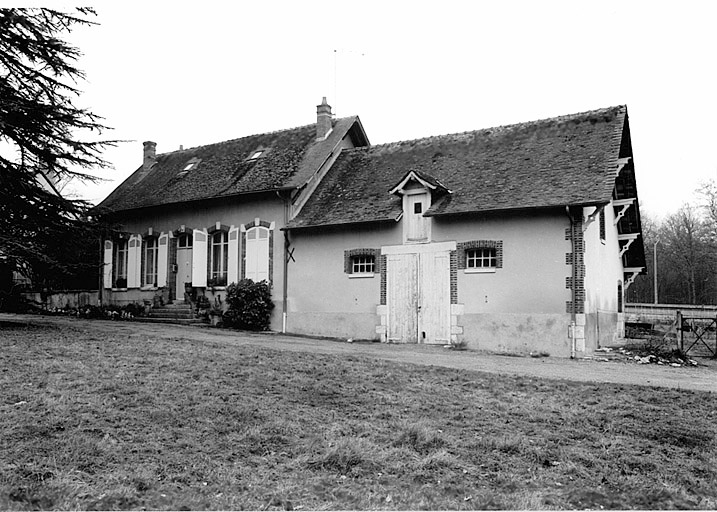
left=467, top=248, right=496, bottom=268
left=352, top=255, right=375, bottom=273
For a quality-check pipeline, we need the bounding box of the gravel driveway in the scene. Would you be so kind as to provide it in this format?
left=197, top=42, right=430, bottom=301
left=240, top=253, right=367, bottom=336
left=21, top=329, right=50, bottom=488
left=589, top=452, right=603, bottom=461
left=2, top=313, right=715, bottom=393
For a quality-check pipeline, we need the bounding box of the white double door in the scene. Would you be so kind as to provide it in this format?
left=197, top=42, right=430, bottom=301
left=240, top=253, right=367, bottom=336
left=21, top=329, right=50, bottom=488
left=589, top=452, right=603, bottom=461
left=386, top=248, right=451, bottom=344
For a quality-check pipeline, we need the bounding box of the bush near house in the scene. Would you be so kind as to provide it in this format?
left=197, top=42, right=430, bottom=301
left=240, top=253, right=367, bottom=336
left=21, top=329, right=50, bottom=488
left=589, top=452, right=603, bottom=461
left=223, top=279, right=274, bottom=331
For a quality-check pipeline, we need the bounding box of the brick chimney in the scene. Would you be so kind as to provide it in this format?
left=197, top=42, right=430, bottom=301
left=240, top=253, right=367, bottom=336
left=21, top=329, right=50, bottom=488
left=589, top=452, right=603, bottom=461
left=316, top=97, right=332, bottom=140
left=143, top=141, right=157, bottom=171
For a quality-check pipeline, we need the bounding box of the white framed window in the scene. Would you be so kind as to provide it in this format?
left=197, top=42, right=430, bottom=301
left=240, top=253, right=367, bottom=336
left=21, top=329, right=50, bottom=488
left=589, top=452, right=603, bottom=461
left=352, top=255, right=375, bottom=274
left=177, top=234, right=193, bottom=248
left=142, top=237, right=159, bottom=287
left=209, top=231, right=229, bottom=286
left=245, top=226, right=270, bottom=282
left=113, top=239, right=128, bottom=288
left=466, top=248, right=497, bottom=272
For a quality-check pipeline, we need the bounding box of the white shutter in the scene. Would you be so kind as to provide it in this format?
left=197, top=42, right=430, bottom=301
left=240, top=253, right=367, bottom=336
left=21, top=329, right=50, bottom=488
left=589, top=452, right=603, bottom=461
left=228, top=226, right=239, bottom=285
left=127, top=235, right=142, bottom=288
left=103, top=240, right=113, bottom=289
left=192, top=229, right=208, bottom=287
left=157, top=233, right=169, bottom=288
left=246, top=227, right=270, bottom=282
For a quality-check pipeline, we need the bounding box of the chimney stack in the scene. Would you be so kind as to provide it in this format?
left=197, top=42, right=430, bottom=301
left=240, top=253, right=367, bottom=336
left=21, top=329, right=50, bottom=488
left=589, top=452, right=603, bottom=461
left=316, top=97, right=332, bottom=140
left=143, top=141, right=157, bottom=171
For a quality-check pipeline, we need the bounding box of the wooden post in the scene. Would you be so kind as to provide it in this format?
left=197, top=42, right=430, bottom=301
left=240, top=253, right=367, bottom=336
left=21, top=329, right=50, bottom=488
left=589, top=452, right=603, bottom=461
left=676, top=310, right=683, bottom=351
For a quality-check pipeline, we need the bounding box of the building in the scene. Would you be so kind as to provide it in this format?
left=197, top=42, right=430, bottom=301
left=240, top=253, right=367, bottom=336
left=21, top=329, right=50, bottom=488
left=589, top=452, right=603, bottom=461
left=97, top=98, right=369, bottom=330
left=99, top=101, right=644, bottom=355
left=284, top=105, right=644, bottom=355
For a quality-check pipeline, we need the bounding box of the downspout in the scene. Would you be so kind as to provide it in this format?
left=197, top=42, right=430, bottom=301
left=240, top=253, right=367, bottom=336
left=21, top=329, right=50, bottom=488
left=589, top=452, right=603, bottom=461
left=278, top=190, right=290, bottom=334
left=565, top=206, right=576, bottom=359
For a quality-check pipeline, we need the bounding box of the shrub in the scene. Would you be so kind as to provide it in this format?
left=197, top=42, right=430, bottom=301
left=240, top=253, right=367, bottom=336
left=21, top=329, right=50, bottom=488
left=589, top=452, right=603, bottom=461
left=223, top=279, right=274, bottom=331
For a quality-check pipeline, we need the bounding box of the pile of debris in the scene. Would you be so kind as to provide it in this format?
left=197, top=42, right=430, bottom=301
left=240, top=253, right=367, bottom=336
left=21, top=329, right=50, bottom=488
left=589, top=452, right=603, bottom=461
left=594, top=346, right=699, bottom=367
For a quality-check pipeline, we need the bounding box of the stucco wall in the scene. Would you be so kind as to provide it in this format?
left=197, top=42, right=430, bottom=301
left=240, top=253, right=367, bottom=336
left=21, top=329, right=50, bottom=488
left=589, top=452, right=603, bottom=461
left=286, top=223, right=398, bottom=340
left=287, top=210, right=575, bottom=354
left=432, top=213, right=573, bottom=356
left=582, top=203, right=624, bottom=348
left=106, top=195, right=287, bottom=330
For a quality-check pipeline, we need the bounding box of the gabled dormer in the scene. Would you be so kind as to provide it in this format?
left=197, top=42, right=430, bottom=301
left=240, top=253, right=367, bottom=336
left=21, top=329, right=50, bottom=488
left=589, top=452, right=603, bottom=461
left=389, top=170, right=451, bottom=244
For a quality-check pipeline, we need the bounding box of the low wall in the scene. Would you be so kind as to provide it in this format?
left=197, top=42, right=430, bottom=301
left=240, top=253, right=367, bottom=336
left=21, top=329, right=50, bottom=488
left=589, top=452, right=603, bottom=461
left=23, top=290, right=99, bottom=310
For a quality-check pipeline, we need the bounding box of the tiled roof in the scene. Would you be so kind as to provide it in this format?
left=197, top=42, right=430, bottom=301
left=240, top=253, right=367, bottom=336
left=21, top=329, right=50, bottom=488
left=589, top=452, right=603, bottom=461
left=289, top=106, right=629, bottom=229
left=98, top=117, right=363, bottom=212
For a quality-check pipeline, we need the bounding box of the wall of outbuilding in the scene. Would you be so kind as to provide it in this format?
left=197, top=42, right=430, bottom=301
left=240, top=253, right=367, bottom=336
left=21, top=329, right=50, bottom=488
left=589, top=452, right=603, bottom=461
left=286, top=210, right=578, bottom=356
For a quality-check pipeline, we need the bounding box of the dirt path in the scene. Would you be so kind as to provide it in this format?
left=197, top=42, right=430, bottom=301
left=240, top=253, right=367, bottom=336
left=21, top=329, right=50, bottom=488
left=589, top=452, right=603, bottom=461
left=2, top=313, right=716, bottom=393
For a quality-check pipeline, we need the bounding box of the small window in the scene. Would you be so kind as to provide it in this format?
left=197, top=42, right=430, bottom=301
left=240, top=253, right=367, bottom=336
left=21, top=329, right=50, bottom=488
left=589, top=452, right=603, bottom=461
left=414, top=202, right=422, bottom=214
left=177, top=234, right=193, bottom=248
left=249, top=150, right=264, bottom=160
left=466, top=248, right=496, bottom=269
left=352, top=255, right=375, bottom=274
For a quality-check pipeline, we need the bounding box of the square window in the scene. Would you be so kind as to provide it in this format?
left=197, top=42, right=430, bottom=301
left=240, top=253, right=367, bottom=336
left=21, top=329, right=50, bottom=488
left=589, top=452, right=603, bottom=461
left=351, top=255, right=375, bottom=274
left=466, top=248, right=496, bottom=269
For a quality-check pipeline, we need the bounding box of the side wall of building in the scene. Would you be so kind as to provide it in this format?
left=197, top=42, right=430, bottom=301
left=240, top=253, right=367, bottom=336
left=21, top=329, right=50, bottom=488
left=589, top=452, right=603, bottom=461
left=582, top=202, right=625, bottom=348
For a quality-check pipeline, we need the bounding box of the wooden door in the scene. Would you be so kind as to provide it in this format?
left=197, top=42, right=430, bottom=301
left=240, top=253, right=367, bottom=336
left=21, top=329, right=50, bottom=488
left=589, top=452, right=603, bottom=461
left=419, top=251, right=451, bottom=344
left=387, top=253, right=419, bottom=343
left=176, top=248, right=192, bottom=301
left=386, top=250, right=450, bottom=344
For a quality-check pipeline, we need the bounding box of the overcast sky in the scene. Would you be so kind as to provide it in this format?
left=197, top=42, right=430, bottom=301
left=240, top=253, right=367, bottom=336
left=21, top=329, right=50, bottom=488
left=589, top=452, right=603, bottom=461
left=63, top=1, right=716, bottom=221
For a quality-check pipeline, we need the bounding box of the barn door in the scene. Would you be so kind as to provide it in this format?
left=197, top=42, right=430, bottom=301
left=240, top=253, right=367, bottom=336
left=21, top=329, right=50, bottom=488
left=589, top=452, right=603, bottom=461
left=387, top=253, right=419, bottom=343
left=386, top=250, right=450, bottom=344
left=419, top=251, right=451, bottom=344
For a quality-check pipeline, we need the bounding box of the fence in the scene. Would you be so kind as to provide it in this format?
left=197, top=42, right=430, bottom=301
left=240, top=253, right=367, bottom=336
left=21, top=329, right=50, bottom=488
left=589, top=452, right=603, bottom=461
left=625, top=303, right=717, bottom=357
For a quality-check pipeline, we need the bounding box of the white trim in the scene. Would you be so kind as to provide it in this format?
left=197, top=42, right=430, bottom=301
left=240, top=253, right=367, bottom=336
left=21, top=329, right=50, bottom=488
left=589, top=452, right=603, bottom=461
left=348, top=273, right=375, bottom=279
left=382, top=241, right=456, bottom=255
left=103, top=240, right=113, bottom=289
left=464, top=268, right=496, bottom=274
left=157, top=232, right=169, bottom=287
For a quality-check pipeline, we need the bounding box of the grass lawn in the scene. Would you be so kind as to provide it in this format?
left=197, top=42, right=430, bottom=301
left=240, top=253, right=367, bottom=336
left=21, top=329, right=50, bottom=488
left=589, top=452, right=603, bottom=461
left=1, top=321, right=716, bottom=510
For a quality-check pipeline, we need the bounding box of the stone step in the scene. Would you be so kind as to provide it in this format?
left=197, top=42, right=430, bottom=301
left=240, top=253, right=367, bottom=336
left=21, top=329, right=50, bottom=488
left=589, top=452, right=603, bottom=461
left=149, top=303, right=194, bottom=320
left=150, top=312, right=195, bottom=319
left=133, top=317, right=206, bottom=326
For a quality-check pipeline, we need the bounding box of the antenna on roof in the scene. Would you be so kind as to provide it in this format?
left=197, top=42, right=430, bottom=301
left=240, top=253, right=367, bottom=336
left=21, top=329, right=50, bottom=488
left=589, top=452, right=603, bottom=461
left=333, top=49, right=338, bottom=117
left=332, top=49, right=366, bottom=118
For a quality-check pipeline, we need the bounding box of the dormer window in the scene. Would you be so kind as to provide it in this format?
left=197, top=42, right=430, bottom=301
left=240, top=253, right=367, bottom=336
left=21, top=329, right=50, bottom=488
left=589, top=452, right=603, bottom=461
left=388, top=170, right=451, bottom=245
left=178, top=158, right=201, bottom=177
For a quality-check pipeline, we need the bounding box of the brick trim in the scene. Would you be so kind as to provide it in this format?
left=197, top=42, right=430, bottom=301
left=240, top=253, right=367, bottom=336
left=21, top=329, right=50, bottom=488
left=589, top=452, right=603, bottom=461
left=566, top=208, right=585, bottom=314
left=380, top=255, right=387, bottom=305
left=456, top=240, right=503, bottom=269
left=450, top=250, right=458, bottom=304
left=344, top=248, right=380, bottom=274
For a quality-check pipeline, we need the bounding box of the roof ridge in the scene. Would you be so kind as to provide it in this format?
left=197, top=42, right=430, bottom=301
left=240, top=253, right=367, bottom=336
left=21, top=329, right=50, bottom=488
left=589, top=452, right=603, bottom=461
left=359, top=105, right=627, bottom=151
left=155, top=115, right=359, bottom=157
